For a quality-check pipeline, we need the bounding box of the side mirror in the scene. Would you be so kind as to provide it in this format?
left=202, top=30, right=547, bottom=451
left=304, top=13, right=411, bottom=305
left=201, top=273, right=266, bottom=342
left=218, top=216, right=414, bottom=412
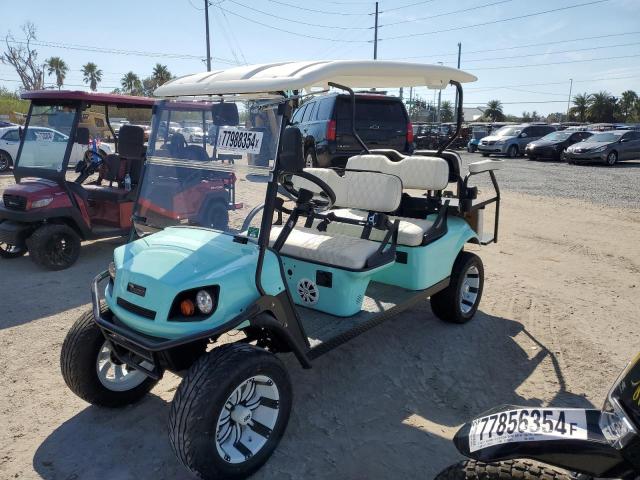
left=75, top=127, right=90, bottom=145
left=278, top=126, right=304, bottom=173
left=519, top=132, right=528, bottom=138
left=620, top=137, right=629, bottom=143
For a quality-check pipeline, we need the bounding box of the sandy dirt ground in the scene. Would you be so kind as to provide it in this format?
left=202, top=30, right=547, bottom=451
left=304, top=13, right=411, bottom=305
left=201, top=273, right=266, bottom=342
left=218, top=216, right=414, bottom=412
left=1, top=182, right=639, bottom=479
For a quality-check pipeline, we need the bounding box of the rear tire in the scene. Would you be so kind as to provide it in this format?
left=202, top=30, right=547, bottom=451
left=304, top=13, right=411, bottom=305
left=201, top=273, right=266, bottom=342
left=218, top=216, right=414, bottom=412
left=169, top=343, right=292, bottom=480
left=0, top=150, right=12, bottom=172
left=203, top=200, right=230, bottom=230
left=305, top=149, right=317, bottom=168
left=61, top=307, right=158, bottom=407
left=431, top=251, right=484, bottom=324
left=27, top=223, right=81, bottom=270
left=435, top=459, right=574, bottom=480
left=507, top=145, right=518, bottom=158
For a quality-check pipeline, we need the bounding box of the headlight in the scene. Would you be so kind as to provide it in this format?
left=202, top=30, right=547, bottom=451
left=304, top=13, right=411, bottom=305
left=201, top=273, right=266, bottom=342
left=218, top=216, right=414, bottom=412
left=495, top=140, right=505, bottom=145
left=108, top=261, right=117, bottom=281
left=600, top=396, right=638, bottom=449
left=593, top=145, right=607, bottom=153
left=30, top=197, right=53, bottom=209
left=196, top=289, right=214, bottom=314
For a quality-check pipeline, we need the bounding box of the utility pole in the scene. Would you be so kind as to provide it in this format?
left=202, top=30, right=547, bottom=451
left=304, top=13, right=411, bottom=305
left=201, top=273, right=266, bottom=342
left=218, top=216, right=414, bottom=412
left=566, top=78, right=573, bottom=121
left=373, top=2, right=379, bottom=60
left=454, top=42, right=462, bottom=114
left=204, top=0, right=212, bottom=71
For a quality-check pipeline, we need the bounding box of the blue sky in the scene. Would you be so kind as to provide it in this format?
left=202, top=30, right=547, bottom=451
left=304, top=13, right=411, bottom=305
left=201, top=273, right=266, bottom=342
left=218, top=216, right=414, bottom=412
left=1, top=0, right=639, bottom=115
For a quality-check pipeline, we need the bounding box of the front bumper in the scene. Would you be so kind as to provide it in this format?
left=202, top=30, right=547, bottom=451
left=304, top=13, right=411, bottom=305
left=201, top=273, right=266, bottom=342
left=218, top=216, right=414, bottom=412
left=565, top=151, right=607, bottom=163
left=525, top=146, right=560, bottom=159
left=477, top=143, right=507, bottom=154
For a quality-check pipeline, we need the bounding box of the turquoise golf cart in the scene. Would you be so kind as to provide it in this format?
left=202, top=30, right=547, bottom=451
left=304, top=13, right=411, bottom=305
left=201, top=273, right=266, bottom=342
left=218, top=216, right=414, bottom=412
left=60, top=61, right=502, bottom=479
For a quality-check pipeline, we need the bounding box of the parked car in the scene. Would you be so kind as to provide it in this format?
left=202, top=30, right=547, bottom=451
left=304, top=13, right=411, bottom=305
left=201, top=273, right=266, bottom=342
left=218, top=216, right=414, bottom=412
left=180, top=126, right=204, bottom=143
left=292, top=92, right=413, bottom=167
left=564, top=130, right=640, bottom=166
left=478, top=124, right=556, bottom=158
left=0, top=125, right=87, bottom=172
left=524, top=130, right=593, bottom=161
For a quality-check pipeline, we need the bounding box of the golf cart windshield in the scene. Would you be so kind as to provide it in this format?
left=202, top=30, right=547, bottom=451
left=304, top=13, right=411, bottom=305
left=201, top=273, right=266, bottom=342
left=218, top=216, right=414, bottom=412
left=133, top=98, right=283, bottom=236
left=18, top=103, right=78, bottom=172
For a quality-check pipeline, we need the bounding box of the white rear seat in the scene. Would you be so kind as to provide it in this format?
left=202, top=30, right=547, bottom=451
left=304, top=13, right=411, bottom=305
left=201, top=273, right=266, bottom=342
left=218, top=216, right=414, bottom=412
left=317, top=154, right=451, bottom=247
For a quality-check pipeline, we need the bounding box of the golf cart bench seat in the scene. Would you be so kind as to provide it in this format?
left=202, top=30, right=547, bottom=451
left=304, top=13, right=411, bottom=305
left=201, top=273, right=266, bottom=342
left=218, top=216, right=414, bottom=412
left=274, top=168, right=403, bottom=270
left=83, top=185, right=131, bottom=203
left=320, top=154, right=450, bottom=247
left=270, top=226, right=382, bottom=270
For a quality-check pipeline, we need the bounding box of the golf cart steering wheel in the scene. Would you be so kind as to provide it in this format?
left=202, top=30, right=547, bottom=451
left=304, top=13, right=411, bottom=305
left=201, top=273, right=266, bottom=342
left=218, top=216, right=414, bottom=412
left=279, top=171, right=336, bottom=211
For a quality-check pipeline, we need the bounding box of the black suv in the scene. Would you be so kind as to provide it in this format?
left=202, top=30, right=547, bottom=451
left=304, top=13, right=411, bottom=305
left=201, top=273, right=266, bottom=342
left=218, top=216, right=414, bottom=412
left=292, top=93, right=414, bottom=167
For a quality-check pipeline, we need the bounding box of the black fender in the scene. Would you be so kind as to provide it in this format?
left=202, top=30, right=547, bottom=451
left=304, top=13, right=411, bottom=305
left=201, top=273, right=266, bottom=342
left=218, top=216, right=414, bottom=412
left=453, top=405, right=631, bottom=478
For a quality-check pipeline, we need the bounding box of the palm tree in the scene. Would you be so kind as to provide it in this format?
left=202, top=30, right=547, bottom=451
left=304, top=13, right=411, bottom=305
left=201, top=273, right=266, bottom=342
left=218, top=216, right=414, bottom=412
left=152, top=63, right=172, bottom=86
left=45, top=57, right=68, bottom=89
left=619, top=90, right=638, bottom=121
left=121, top=71, right=142, bottom=95
left=484, top=100, right=504, bottom=122
left=82, top=62, right=102, bottom=91
left=439, top=100, right=453, bottom=122
left=589, top=91, right=616, bottom=123
left=571, top=93, right=591, bottom=122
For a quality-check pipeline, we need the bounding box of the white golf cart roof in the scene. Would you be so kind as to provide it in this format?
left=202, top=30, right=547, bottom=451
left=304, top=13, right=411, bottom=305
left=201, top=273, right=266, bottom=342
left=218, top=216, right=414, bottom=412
left=154, top=60, right=477, bottom=97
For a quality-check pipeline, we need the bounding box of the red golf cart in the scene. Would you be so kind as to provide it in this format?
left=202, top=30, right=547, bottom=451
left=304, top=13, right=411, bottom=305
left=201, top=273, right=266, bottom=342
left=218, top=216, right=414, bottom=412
left=0, top=91, right=155, bottom=270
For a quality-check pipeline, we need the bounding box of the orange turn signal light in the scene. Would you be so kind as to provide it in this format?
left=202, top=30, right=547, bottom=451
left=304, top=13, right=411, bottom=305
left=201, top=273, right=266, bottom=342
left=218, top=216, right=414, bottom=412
left=180, top=299, right=196, bottom=316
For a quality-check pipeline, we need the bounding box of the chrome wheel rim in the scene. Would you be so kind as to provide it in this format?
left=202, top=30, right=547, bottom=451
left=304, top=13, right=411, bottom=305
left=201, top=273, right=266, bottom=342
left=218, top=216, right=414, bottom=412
left=607, top=152, right=616, bottom=165
left=0, top=154, right=8, bottom=170
left=459, top=265, right=480, bottom=314
left=96, top=341, right=147, bottom=391
left=215, top=375, right=280, bottom=464
left=305, top=154, right=314, bottom=168
left=0, top=242, right=23, bottom=254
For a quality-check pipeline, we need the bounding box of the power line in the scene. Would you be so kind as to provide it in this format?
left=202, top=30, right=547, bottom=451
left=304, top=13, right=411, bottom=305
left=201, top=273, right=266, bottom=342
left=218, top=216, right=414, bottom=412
left=381, top=0, right=513, bottom=26
left=216, top=5, right=371, bottom=42
left=472, top=53, right=640, bottom=70
left=381, top=0, right=436, bottom=13
left=463, top=41, right=640, bottom=64
left=215, top=2, right=248, bottom=64
left=379, top=0, right=610, bottom=41
left=226, top=0, right=371, bottom=29
left=391, top=30, right=640, bottom=59
left=265, top=0, right=370, bottom=15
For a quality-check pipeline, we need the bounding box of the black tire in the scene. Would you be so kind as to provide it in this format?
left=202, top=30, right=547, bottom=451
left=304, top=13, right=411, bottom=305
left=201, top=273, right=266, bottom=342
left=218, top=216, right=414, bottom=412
left=435, top=459, right=574, bottom=480
left=203, top=201, right=230, bottom=230
left=481, top=153, right=490, bottom=157
left=605, top=150, right=617, bottom=166
left=0, top=150, right=12, bottom=172
left=169, top=343, right=292, bottom=480
left=430, top=251, right=484, bottom=324
left=305, top=149, right=317, bottom=168
left=26, top=223, right=81, bottom=270
left=507, top=145, right=518, bottom=158
left=60, top=307, right=158, bottom=407
left=0, top=241, right=27, bottom=259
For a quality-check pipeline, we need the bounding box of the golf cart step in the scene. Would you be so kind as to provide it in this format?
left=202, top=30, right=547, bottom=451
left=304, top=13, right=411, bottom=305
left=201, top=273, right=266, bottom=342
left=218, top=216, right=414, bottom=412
left=301, top=279, right=448, bottom=359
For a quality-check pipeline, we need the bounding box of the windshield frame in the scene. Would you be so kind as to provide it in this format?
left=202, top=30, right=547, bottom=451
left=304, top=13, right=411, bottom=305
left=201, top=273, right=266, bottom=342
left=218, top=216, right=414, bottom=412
left=13, top=100, right=82, bottom=182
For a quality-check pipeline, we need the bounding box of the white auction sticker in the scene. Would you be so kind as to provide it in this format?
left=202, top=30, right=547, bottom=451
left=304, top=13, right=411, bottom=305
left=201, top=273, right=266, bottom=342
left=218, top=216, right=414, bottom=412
left=216, top=127, right=263, bottom=154
left=35, top=131, right=54, bottom=142
left=468, top=408, right=588, bottom=452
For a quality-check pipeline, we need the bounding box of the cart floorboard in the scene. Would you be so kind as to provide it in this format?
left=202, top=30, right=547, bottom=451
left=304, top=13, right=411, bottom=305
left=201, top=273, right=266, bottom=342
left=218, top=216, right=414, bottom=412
left=298, top=278, right=448, bottom=359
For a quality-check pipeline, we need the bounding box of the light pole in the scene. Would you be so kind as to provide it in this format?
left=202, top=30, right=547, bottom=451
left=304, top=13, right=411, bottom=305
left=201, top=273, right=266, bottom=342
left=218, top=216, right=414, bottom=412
left=204, top=0, right=212, bottom=71
left=566, top=78, right=573, bottom=121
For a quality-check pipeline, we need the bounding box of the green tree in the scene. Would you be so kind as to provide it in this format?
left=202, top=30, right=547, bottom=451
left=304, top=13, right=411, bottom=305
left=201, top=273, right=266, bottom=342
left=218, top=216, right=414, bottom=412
left=152, top=63, right=172, bottom=86
left=82, top=62, right=102, bottom=91
left=45, top=56, right=68, bottom=89
left=571, top=93, right=591, bottom=122
left=440, top=100, right=453, bottom=122
left=521, top=111, right=531, bottom=122
left=484, top=100, right=504, bottom=122
left=588, top=91, right=616, bottom=123
left=121, top=71, right=142, bottom=95
left=619, top=90, right=638, bottom=122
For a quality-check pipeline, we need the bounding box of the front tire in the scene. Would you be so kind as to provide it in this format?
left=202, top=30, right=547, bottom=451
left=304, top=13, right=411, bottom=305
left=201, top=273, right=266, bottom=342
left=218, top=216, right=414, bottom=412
left=430, top=251, right=484, bottom=324
left=305, top=149, right=317, bottom=168
left=605, top=150, right=617, bottom=166
left=481, top=153, right=490, bottom=157
left=60, top=308, right=158, bottom=407
left=0, top=241, right=27, bottom=259
left=26, top=223, right=81, bottom=270
left=169, top=343, right=292, bottom=480
left=435, top=459, right=574, bottom=480
left=0, top=150, right=12, bottom=172
left=507, top=145, right=518, bottom=158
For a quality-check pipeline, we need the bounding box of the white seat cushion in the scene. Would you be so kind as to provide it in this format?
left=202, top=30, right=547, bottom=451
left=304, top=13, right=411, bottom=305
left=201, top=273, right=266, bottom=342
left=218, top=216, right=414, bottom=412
left=347, top=154, right=449, bottom=191
left=320, top=209, right=434, bottom=247
left=270, top=226, right=380, bottom=270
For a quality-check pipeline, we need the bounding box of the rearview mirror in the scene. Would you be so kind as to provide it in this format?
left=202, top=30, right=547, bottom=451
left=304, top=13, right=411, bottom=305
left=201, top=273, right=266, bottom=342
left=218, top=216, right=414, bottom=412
left=75, top=127, right=90, bottom=145
left=278, top=126, right=304, bottom=173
